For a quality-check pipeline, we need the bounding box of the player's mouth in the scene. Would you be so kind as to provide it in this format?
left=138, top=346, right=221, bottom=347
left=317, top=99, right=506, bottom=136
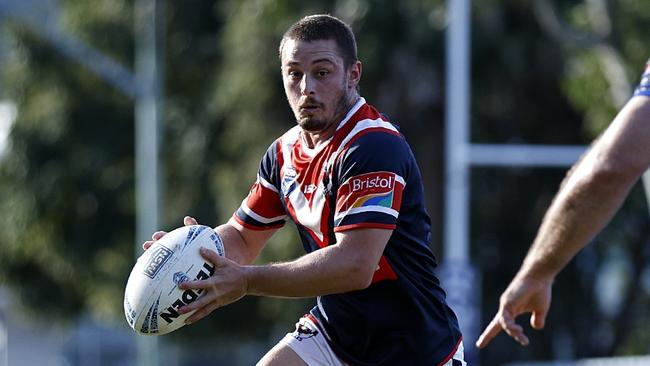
left=299, top=104, right=321, bottom=112
left=299, top=98, right=322, bottom=113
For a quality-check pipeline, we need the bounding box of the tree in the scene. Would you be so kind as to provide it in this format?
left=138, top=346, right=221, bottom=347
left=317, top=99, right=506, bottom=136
left=0, top=0, right=136, bottom=321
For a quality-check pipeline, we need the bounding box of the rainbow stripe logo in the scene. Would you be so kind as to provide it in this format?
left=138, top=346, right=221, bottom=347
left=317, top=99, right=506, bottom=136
left=352, top=190, right=394, bottom=208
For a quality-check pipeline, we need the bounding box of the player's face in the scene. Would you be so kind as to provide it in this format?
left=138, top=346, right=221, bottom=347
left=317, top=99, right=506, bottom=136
left=281, top=39, right=360, bottom=135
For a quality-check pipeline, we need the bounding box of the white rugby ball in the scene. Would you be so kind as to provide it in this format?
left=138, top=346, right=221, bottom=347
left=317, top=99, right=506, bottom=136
left=124, top=224, right=225, bottom=335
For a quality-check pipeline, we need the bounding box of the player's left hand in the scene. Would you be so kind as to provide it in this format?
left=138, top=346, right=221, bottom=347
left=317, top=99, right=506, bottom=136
left=142, top=216, right=199, bottom=250
left=177, top=247, right=249, bottom=324
left=475, top=273, right=552, bottom=348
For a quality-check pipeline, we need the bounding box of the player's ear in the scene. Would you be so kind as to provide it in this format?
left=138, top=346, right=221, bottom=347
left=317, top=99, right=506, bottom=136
left=347, top=61, right=362, bottom=89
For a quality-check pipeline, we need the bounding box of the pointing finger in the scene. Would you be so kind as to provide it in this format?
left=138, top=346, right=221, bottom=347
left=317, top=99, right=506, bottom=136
left=476, top=315, right=503, bottom=349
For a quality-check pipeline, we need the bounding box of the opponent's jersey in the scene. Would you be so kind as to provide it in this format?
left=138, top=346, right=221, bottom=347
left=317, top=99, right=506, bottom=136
left=634, top=58, right=650, bottom=97
left=233, top=98, right=462, bottom=365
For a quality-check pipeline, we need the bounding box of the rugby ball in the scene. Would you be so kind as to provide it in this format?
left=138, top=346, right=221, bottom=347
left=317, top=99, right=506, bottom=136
left=124, top=225, right=225, bottom=335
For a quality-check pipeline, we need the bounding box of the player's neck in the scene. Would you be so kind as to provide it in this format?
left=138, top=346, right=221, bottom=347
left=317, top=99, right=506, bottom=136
left=302, top=125, right=336, bottom=149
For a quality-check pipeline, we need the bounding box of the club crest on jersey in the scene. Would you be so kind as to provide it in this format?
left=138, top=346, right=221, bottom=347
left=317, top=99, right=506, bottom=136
left=281, top=166, right=298, bottom=196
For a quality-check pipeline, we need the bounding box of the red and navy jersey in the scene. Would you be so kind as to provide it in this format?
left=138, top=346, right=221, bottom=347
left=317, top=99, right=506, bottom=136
left=634, top=58, right=650, bottom=97
left=233, top=98, right=462, bottom=365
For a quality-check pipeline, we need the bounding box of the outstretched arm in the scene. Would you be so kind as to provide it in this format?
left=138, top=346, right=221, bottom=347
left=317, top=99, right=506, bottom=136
left=476, top=94, right=650, bottom=348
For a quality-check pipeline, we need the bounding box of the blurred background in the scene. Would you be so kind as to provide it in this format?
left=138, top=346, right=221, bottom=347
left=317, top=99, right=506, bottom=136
left=0, top=0, right=649, bottom=365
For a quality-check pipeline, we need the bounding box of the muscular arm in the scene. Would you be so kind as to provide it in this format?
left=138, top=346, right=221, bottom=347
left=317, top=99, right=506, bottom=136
left=244, top=228, right=392, bottom=297
left=215, top=219, right=278, bottom=265
left=179, top=228, right=392, bottom=322
left=477, top=96, right=650, bottom=348
left=216, top=221, right=391, bottom=295
left=520, top=95, right=650, bottom=282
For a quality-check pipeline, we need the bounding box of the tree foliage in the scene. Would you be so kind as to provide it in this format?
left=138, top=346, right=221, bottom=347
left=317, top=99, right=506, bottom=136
left=0, top=0, right=649, bottom=364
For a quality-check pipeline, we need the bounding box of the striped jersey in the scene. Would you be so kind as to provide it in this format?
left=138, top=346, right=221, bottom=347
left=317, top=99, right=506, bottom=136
left=233, top=98, right=462, bottom=365
left=634, top=58, right=650, bottom=97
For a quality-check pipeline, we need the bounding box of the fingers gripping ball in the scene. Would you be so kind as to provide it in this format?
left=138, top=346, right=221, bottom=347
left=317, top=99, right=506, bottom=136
left=124, top=225, right=225, bottom=335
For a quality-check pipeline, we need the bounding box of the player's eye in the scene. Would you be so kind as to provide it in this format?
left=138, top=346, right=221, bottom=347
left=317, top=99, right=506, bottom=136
left=316, top=69, right=330, bottom=78
left=288, top=70, right=303, bottom=79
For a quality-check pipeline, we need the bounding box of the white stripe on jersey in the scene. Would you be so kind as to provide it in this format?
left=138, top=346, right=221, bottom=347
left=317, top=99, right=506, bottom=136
left=285, top=182, right=327, bottom=241
left=241, top=201, right=287, bottom=224
left=334, top=97, right=366, bottom=132
left=334, top=205, right=399, bottom=225
left=325, top=116, right=401, bottom=172
left=339, top=117, right=400, bottom=153
left=257, top=174, right=278, bottom=193
left=317, top=296, right=330, bottom=322
left=281, top=126, right=301, bottom=153
left=279, top=126, right=327, bottom=242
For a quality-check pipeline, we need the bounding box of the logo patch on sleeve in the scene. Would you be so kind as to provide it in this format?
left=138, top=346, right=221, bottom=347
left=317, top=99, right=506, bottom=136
left=336, top=171, right=404, bottom=215
left=352, top=190, right=394, bottom=208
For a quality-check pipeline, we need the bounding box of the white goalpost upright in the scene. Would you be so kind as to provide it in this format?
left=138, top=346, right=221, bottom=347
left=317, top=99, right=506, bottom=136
left=134, top=0, right=165, bottom=365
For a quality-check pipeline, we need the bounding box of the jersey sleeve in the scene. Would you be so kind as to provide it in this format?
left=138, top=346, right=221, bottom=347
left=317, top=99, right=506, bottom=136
left=333, top=131, right=409, bottom=232
left=633, top=58, right=650, bottom=97
left=233, top=141, right=288, bottom=230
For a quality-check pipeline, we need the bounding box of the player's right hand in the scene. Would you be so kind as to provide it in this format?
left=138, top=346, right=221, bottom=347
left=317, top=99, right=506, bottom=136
left=475, top=273, right=552, bottom=348
left=141, top=216, right=199, bottom=250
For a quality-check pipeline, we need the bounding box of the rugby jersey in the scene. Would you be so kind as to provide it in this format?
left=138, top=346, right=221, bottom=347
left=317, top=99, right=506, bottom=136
left=234, top=98, right=462, bottom=365
left=634, top=58, right=650, bottom=97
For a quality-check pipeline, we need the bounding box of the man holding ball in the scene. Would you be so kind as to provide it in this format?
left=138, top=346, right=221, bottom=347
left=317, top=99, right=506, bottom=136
left=145, top=14, right=464, bottom=366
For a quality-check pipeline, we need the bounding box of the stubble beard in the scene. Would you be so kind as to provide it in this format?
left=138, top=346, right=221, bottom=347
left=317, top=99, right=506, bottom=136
left=298, top=93, right=349, bottom=133
left=296, top=81, right=354, bottom=133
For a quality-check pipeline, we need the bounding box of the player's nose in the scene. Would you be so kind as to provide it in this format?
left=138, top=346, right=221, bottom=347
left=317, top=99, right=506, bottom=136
left=300, top=74, right=316, bottom=96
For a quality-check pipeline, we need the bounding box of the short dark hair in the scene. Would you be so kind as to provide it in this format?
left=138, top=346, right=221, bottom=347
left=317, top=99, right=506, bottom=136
left=279, top=14, right=358, bottom=69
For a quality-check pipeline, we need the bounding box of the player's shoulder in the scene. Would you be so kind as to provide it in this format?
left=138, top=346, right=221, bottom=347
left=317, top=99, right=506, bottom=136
left=344, top=119, right=408, bottom=157
left=341, top=104, right=404, bottom=145
left=335, top=127, right=413, bottom=177
left=263, top=126, right=301, bottom=158
left=279, top=125, right=302, bottom=143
